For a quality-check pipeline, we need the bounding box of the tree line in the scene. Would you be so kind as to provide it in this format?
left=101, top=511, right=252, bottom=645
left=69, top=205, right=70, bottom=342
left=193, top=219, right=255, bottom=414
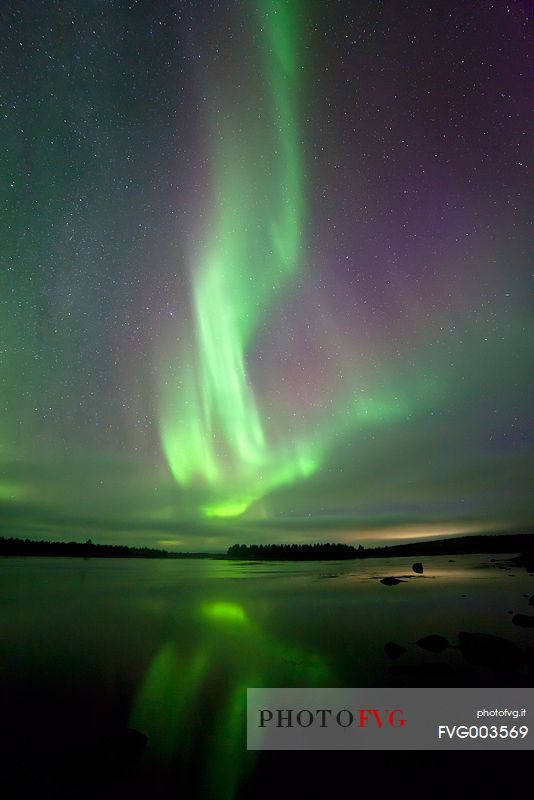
left=0, top=536, right=180, bottom=559
left=227, top=543, right=365, bottom=560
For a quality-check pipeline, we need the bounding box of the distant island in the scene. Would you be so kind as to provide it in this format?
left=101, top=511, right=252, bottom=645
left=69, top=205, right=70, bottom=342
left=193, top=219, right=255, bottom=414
left=0, top=532, right=532, bottom=561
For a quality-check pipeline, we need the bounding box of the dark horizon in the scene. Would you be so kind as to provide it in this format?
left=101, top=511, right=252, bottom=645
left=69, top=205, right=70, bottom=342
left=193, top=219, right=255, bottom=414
left=2, top=530, right=533, bottom=561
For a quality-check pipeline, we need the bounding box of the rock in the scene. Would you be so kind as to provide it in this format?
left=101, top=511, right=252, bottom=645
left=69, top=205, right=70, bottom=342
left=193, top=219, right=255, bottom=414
left=380, top=577, right=406, bottom=586
left=513, top=550, right=534, bottom=573
left=458, top=632, right=525, bottom=671
left=490, top=558, right=496, bottom=562
left=512, top=614, right=534, bottom=628
left=384, top=642, right=407, bottom=660
left=412, top=562, right=423, bottom=574
left=416, top=634, right=449, bottom=653
left=448, top=559, right=455, bottom=563
left=507, top=610, right=514, bottom=615
left=388, top=662, right=454, bottom=679
left=461, top=594, right=467, bottom=597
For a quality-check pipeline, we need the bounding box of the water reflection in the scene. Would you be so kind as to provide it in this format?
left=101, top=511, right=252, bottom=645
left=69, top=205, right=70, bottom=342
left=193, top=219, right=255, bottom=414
left=0, top=554, right=532, bottom=797
left=130, top=600, right=332, bottom=798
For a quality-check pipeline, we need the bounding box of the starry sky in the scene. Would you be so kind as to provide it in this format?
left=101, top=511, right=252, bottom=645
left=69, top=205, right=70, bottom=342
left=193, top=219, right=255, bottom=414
left=1, top=0, right=532, bottom=551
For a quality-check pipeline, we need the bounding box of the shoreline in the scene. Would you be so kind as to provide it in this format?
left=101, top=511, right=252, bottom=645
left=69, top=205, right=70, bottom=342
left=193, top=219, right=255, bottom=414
left=0, top=532, right=532, bottom=562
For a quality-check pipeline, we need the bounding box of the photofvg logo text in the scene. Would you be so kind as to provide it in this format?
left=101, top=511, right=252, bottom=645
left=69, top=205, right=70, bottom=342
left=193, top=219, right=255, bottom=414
left=247, top=688, right=533, bottom=750
left=259, top=708, right=406, bottom=729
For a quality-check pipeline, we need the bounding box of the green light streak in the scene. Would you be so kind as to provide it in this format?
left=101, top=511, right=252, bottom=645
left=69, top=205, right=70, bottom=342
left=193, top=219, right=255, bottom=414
left=202, top=498, right=255, bottom=519
left=130, top=600, right=333, bottom=796
left=129, top=644, right=208, bottom=761
left=158, top=0, right=313, bottom=517
left=201, top=601, right=249, bottom=625
left=207, top=684, right=251, bottom=800
left=157, top=3, right=442, bottom=522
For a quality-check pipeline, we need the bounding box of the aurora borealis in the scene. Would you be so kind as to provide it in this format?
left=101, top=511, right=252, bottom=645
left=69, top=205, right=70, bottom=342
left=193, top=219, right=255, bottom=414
left=1, top=0, right=532, bottom=549
left=158, top=0, right=317, bottom=519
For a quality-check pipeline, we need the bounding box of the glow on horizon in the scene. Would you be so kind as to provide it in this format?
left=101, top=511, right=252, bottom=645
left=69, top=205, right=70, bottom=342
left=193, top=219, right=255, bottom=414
left=157, top=522, right=504, bottom=554
left=341, top=522, right=504, bottom=544
left=158, top=539, right=186, bottom=548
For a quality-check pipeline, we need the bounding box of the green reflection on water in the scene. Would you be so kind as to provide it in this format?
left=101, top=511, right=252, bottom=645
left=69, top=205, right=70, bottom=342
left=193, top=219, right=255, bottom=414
left=201, top=601, right=250, bottom=625
left=130, top=600, right=332, bottom=798
left=129, top=644, right=208, bottom=761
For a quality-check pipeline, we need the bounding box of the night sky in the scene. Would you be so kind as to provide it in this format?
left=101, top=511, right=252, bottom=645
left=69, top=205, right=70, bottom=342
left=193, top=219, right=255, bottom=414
left=1, top=1, right=532, bottom=550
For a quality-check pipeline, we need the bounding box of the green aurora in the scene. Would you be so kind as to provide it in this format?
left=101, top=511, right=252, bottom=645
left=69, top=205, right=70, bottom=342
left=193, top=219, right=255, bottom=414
left=130, top=599, right=330, bottom=796
left=0, top=0, right=531, bottom=549
left=158, top=1, right=317, bottom=519
left=155, top=1, right=445, bottom=522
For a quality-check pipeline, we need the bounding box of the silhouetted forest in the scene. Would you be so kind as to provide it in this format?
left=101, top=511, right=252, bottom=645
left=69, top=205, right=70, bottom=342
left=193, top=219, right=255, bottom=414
left=227, top=543, right=365, bottom=560
left=1, top=532, right=532, bottom=561
left=228, top=533, right=534, bottom=561
left=0, top=537, right=207, bottom=559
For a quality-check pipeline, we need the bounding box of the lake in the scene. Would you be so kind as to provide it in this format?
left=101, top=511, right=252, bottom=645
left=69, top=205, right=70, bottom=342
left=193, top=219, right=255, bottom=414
left=1, top=554, right=532, bottom=797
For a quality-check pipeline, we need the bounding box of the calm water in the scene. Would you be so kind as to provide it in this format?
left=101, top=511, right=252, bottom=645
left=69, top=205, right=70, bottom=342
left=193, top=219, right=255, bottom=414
left=1, top=554, right=533, bottom=797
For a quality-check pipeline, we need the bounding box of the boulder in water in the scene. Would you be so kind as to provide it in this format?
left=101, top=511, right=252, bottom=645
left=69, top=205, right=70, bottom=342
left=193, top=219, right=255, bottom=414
left=412, top=562, right=423, bottom=574
left=380, top=577, right=406, bottom=586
